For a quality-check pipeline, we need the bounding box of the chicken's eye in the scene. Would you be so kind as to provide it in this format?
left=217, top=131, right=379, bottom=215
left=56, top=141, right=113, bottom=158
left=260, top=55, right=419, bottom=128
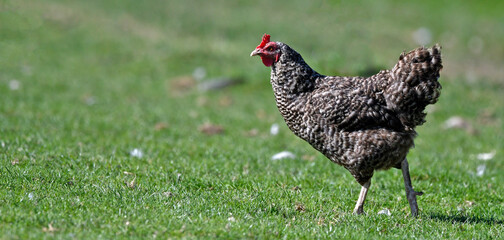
left=268, top=47, right=274, bottom=51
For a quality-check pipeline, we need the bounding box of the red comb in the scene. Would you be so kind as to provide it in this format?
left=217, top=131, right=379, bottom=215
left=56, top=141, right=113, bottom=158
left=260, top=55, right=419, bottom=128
left=257, top=34, right=271, bottom=48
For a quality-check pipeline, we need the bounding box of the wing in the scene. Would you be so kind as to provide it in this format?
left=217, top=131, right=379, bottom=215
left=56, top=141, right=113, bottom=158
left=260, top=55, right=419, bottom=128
left=307, top=75, right=403, bottom=131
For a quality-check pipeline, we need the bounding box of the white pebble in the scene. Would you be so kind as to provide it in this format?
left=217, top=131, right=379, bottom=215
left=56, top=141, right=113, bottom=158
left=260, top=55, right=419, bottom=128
left=443, top=116, right=468, bottom=129
left=476, top=151, right=495, bottom=161
left=271, top=151, right=296, bottom=160
left=412, top=27, right=432, bottom=46
left=193, top=67, right=206, bottom=81
left=9, top=80, right=20, bottom=90
left=85, top=96, right=96, bottom=106
left=377, top=208, right=391, bottom=216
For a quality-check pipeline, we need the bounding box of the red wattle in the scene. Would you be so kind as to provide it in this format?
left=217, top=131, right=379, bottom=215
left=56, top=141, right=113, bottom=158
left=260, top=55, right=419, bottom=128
left=261, top=56, right=274, bottom=67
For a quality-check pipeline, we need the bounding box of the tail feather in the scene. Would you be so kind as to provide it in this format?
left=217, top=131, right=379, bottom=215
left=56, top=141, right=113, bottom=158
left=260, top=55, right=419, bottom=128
left=385, top=45, right=443, bottom=129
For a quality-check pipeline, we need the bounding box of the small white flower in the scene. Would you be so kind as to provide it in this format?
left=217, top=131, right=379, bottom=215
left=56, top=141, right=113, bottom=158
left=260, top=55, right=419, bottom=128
left=270, top=123, right=279, bottom=135
left=28, top=192, right=34, bottom=200
left=130, top=148, right=143, bottom=158
left=476, top=164, right=486, bottom=177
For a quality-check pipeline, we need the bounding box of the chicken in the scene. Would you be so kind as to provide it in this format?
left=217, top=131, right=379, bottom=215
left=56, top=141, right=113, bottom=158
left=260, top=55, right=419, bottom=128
left=251, top=34, right=442, bottom=217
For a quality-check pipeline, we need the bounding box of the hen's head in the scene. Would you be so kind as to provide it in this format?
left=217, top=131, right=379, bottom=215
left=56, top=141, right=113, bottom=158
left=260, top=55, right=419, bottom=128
left=250, top=34, right=282, bottom=67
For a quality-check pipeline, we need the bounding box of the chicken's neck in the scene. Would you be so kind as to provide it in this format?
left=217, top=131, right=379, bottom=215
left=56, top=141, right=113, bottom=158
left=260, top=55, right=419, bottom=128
left=269, top=45, right=322, bottom=132
left=270, top=45, right=321, bottom=97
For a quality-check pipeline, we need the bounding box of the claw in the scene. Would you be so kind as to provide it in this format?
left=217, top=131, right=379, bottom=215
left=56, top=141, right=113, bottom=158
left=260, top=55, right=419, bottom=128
left=401, top=159, right=423, bottom=217
left=353, top=180, right=371, bottom=215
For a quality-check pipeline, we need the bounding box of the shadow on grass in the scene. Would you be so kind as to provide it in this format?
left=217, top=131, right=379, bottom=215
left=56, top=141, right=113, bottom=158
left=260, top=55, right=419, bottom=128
left=427, top=213, right=504, bottom=225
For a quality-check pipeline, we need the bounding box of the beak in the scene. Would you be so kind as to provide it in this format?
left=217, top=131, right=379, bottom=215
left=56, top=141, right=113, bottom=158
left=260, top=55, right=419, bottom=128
left=250, top=48, right=261, bottom=57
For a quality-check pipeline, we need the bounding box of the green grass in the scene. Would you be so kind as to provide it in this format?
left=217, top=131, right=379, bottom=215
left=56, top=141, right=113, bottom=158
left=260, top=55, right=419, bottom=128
left=1, top=0, right=504, bottom=238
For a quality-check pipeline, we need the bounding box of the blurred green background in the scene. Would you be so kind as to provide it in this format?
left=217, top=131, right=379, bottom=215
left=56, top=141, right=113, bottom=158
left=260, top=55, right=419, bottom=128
left=1, top=0, right=503, bottom=238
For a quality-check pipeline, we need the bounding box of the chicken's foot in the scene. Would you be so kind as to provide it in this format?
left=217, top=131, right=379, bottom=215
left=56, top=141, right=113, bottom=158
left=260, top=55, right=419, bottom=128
left=353, top=180, right=371, bottom=215
left=401, top=158, right=423, bottom=217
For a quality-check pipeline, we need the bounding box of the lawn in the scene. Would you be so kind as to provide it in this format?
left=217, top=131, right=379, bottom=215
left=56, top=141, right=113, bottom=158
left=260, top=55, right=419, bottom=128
left=1, top=0, right=503, bottom=239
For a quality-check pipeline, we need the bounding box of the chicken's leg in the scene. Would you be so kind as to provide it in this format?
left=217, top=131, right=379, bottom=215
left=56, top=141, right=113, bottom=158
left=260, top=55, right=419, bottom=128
left=401, top=158, right=423, bottom=217
left=353, top=180, right=371, bottom=215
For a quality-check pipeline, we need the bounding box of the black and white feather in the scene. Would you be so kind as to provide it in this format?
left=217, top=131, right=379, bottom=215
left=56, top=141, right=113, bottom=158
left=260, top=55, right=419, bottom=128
left=267, top=42, right=442, bottom=185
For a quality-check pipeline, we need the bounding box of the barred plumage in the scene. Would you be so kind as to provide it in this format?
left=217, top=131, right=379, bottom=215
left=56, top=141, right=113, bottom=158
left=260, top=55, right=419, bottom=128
left=251, top=34, right=442, bottom=216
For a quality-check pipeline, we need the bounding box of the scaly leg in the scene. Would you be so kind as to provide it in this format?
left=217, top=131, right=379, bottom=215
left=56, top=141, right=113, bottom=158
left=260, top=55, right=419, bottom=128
left=353, top=180, right=371, bottom=215
left=401, top=158, right=423, bottom=217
